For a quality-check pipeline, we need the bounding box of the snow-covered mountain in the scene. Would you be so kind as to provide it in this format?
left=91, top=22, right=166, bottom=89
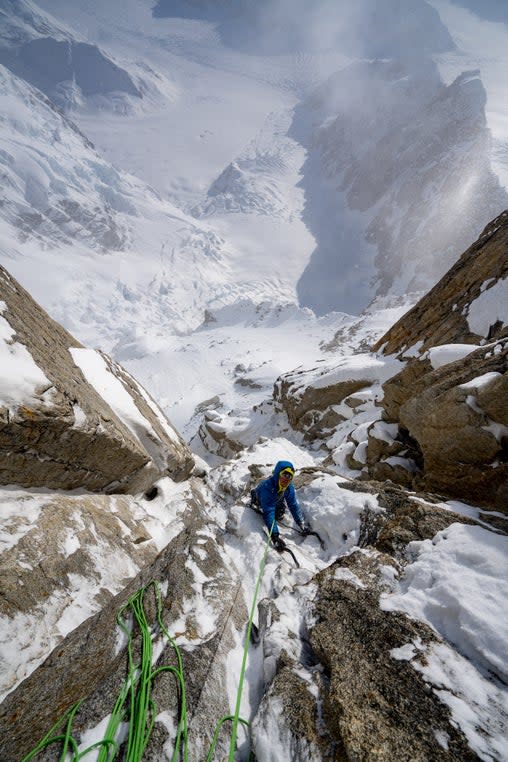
left=295, top=62, right=507, bottom=312
left=0, top=0, right=151, bottom=111
left=0, top=63, right=242, bottom=347
left=1, top=2, right=508, bottom=759
left=0, top=1, right=503, bottom=323
left=1, top=0, right=507, bottom=436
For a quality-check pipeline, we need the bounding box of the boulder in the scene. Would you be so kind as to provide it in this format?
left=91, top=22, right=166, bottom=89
left=365, top=339, right=507, bottom=511
left=399, top=342, right=508, bottom=510
left=0, top=265, right=194, bottom=492
left=309, top=550, right=478, bottom=761
left=276, top=374, right=369, bottom=434
left=273, top=354, right=400, bottom=439
left=194, top=409, right=245, bottom=460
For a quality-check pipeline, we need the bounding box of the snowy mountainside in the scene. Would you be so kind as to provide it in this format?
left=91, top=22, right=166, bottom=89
left=294, top=61, right=508, bottom=312
left=0, top=63, right=272, bottom=348
left=430, top=0, right=508, bottom=190
left=198, top=55, right=507, bottom=315
left=122, top=299, right=358, bottom=443
left=0, top=0, right=157, bottom=112
left=0, top=0, right=507, bottom=437
left=192, top=109, right=302, bottom=220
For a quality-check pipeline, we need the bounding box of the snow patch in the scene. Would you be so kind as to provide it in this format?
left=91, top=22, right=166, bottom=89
left=380, top=523, right=508, bottom=683
left=426, top=343, right=479, bottom=369
left=460, top=372, right=502, bottom=390
left=0, top=312, right=51, bottom=412
left=466, top=277, right=508, bottom=336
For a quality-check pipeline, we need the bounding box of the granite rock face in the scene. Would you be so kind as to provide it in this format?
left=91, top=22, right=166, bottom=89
left=250, top=477, right=487, bottom=761
left=361, top=212, right=508, bottom=511
left=0, top=491, right=245, bottom=762
left=309, top=550, right=478, bottom=761
left=373, top=210, right=508, bottom=356
left=398, top=343, right=507, bottom=509
left=0, top=265, right=194, bottom=493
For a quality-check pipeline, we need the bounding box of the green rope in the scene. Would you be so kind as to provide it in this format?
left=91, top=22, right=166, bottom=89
left=152, top=581, right=188, bottom=762
left=206, top=520, right=275, bottom=761
left=20, top=581, right=188, bottom=762
left=205, top=715, right=249, bottom=762
left=20, top=701, right=82, bottom=762
left=21, top=523, right=275, bottom=762
left=227, top=521, right=274, bottom=761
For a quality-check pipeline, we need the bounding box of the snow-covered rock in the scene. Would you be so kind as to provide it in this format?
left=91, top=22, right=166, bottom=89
left=0, top=481, right=245, bottom=762
left=0, top=264, right=194, bottom=492
left=0, top=4, right=507, bottom=761
left=274, top=353, right=401, bottom=442
left=358, top=212, right=508, bottom=510
left=374, top=209, right=508, bottom=356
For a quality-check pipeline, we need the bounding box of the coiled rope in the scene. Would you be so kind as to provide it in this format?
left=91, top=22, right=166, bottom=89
left=21, top=524, right=275, bottom=761
left=21, top=581, right=188, bottom=762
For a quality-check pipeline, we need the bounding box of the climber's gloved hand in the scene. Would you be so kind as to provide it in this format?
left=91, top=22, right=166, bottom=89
left=272, top=532, right=286, bottom=552
left=298, top=520, right=311, bottom=536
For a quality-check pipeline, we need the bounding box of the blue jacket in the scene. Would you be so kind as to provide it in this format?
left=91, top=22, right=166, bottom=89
left=254, top=460, right=303, bottom=535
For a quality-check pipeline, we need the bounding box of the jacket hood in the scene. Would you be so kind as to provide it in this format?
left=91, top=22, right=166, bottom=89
left=272, top=460, right=295, bottom=480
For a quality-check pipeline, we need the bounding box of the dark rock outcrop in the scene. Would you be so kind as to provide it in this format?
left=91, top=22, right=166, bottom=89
left=398, top=342, right=507, bottom=509
left=309, top=550, right=478, bottom=761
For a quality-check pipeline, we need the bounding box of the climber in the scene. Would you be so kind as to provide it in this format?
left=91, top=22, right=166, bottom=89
left=250, top=460, right=310, bottom=552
